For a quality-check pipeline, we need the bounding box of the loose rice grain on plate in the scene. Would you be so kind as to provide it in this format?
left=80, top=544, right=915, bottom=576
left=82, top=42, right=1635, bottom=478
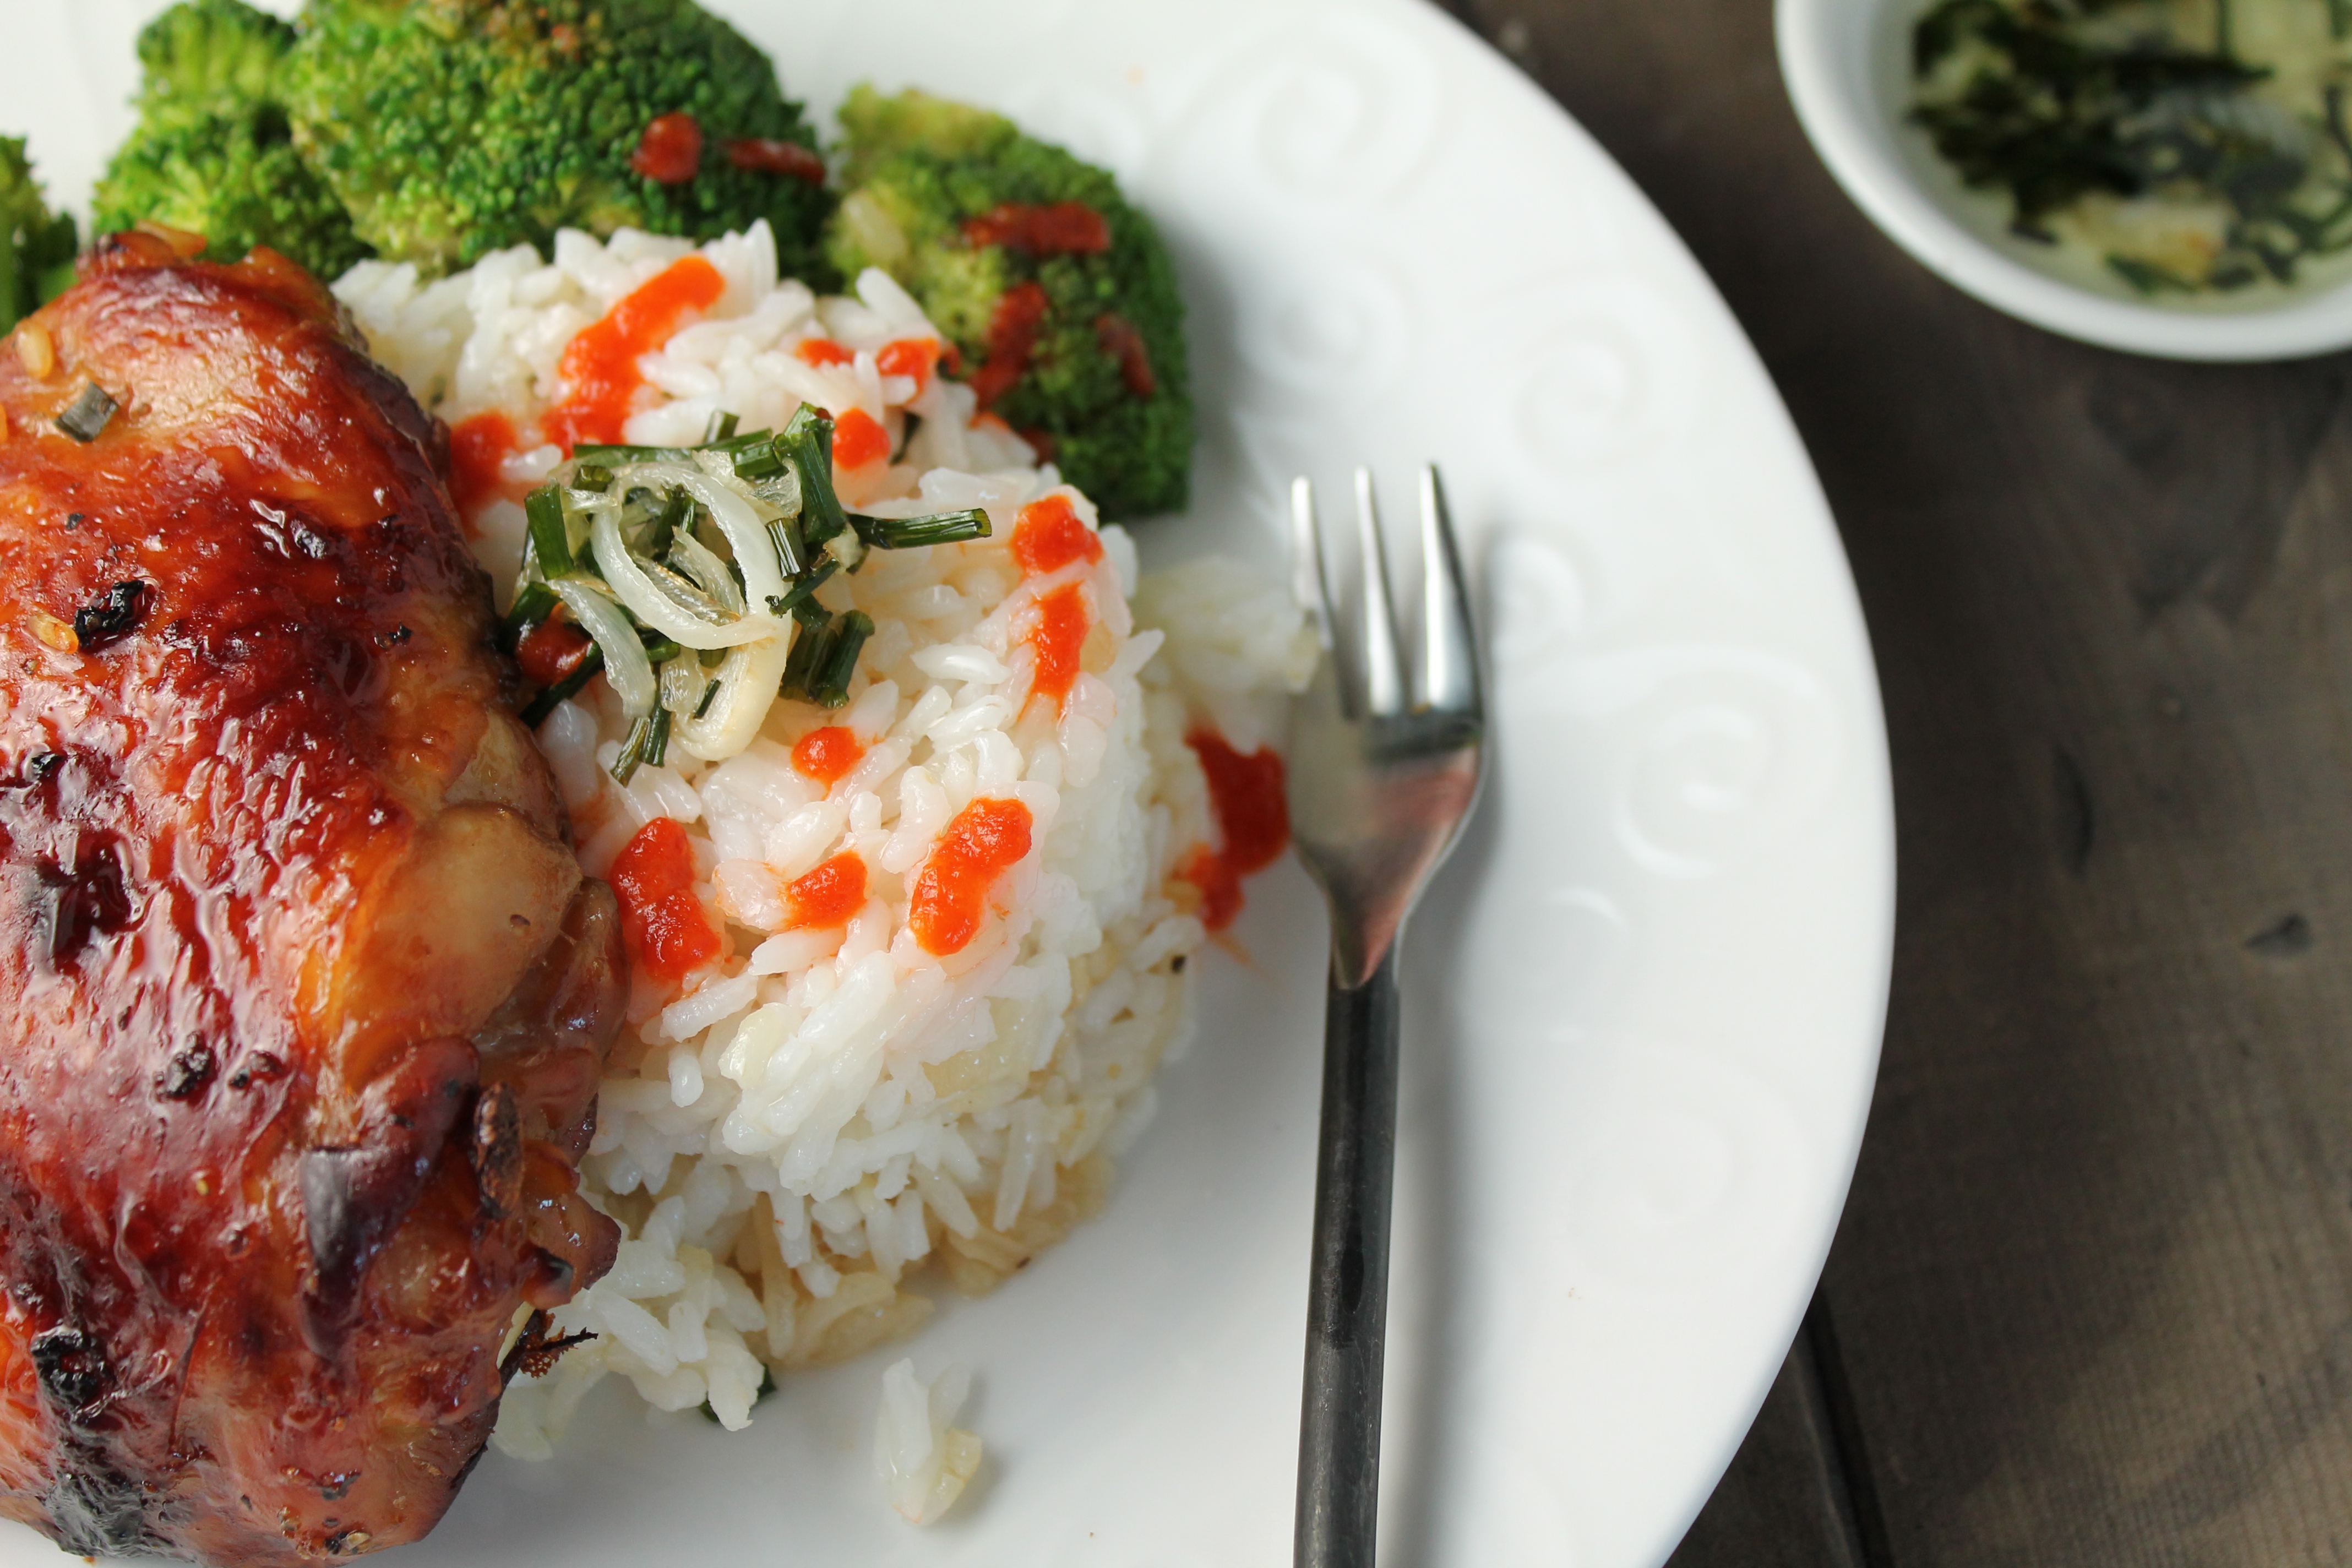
left=334, top=221, right=1315, bottom=1468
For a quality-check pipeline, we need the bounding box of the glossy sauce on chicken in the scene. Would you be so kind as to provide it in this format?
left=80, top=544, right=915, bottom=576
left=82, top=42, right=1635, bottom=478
left=0, top=234, right=621, bottom=1565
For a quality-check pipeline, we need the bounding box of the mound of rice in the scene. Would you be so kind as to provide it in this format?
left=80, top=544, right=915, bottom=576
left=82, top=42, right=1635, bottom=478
left=334, top=222, right=1315, bottom=1476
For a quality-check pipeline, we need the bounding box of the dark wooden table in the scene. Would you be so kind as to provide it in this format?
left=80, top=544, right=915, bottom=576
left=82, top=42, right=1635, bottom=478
left=1420, top=1, right=2352, bottom=1562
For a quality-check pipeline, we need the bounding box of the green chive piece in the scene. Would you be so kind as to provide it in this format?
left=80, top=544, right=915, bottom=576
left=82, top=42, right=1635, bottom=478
left=767, top=517, right=807, bottom=579
left=639, top=634, right=684, bottom=666
left=641, top=487, right=690, bottom=561
left=520, top=644, right=604, bottom=727
left=733, top=435, right=789, bottom=482
left=699, top=645, right=727, bottom=669
left=611, top=705, right=674, bottom=784
left=571, top=463, right=614, bottom=493
left=569, top=442, right=701, bottom=465
left=773, top=561, right=837, bottom=616
left=55, top=382, right=117, bottom=443
left=525, top=486, right=574, bottom=578
left=809, top=611, right=874, bottom=708
left=611, top=714, right=654, bottom=785
left=643, top=705, right=673, bottom=770
left=778, top=607, right=835, bottom=699
left=852, top=508, right=992, bottom=550
left=704, top=410, right=741, bottom=444
left=693, top=678, right=722, bottom=719
left=777, top=405, right=848, bottom=545
left=499, top=581, right=559, bottom=652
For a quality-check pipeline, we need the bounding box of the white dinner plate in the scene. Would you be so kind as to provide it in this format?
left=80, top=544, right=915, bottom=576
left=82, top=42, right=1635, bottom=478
left=8, top=0, right=1895, bottom=1562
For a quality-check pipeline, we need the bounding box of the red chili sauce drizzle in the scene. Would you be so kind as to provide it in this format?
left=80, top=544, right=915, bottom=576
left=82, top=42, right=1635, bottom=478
left=791, top=725, right=865, bottom=784
left=515, top=616, right=594, bottom=687
left=542, top=255, right=727, bottom=452
left=631, top=113, right=704, bottom=183
left=725, top=137, right=827, bottom=184
left=1179, top=731, right=1291, bottom=931
left=1027, top=585, right=1090, bottom=712
left=971, top=280, right=1049, bottom=409
left=1095, top=313, right=1156, bottom=398
left=1011, top=493, right=1103, bottom=576
left=832, top=407, right=891, bottom=470
left=609, top=817, right=722, bottom=982
left=909, top=798, right=1035, bottom=956
left=962, top=202, right=1112, bottom=255
left=875, top=336, right=939, bottom=394
left=785, top=851, right=868, bottom=930
left=447, top=411, right=517, bottom=514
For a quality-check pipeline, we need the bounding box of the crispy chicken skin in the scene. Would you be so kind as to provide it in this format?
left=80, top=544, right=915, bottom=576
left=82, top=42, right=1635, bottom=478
left=0, top=233, right=622, bottom=1564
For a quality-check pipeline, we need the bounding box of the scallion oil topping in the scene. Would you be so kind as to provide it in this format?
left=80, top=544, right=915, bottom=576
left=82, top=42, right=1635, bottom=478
left=505, top=410, right=992, bottom=780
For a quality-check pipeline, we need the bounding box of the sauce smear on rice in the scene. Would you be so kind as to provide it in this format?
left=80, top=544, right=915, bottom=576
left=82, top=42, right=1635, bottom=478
left=785, top=851, right=868, bottom=929
left=610, top=817, right=721, bottom=981
left=1011, top=493, right=1103, bottom=576
left=875, top=336, right=939, bottom=393
left=910, top=798, right=1033, bottom=956
left=1027, top=585, right=1090, bottom=711
left=542, top=255, right=726, bottom=451
left=791, top=725, right=865, bottom=783
left=831, top=406, right=891, bottom=470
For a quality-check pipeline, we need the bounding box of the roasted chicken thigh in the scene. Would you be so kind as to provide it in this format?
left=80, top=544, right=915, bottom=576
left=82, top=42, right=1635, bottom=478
left=0, top=233, right=620, bottom=1565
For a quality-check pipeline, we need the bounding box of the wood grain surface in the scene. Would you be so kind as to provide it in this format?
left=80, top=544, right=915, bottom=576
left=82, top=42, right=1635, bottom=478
left=1421, top=0, right=2352, bottom=1561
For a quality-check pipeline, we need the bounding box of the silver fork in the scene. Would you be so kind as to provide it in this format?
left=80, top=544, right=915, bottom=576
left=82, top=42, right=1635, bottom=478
left=1287, top=466, right=1486, bottom=1568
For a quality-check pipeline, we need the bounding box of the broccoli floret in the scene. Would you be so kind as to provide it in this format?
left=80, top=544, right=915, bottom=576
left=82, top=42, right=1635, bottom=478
left=90, top=0, right=370, bottom=279
left=281, top=0, right=835, bottom=280
left=0, top=138, right=77, bottom=334
left=133, top=0, right=298, bottom=129
left=94, top=114, right=371, bottom=280
left=824, top=87, right=1192, bottom=520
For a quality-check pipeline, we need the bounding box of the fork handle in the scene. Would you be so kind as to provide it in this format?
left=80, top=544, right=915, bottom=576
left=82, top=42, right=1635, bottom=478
left=1295, top=946, right=1401, bottom=1568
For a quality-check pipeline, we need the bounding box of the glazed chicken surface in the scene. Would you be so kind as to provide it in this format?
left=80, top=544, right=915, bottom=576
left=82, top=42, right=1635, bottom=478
left=0, top=234, right=621, bottom=1565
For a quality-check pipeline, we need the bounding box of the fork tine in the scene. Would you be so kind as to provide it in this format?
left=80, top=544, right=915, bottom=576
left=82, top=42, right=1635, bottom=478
left=1354, top=469, right=1408, bottom=717
left=1290, top=476, right=1335, bottom=652
left=1417, top=465, right=1479, bottom=714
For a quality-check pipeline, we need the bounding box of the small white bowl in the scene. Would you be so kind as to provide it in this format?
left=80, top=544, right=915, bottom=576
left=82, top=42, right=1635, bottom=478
left=1776, top=0, right=2352, bottom=361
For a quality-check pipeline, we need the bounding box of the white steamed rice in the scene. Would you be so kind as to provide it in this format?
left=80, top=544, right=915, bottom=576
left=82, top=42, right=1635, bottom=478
left=333, top=221, right=1315, bottom=1488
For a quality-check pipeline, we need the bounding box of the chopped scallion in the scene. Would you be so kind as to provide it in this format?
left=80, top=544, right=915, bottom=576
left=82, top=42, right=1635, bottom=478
left=778, top=608, right=835, bottom=700
left=693, top=678, right=722, bottom=719
left=732, top=435, right=789, bottom=482
left=777, top=405, right=848, bottom=546
left=639, top=633, right=684, bottom=666
left=525, top=486, right=574, bottom=578
left=611, top=705, right=673, bottom=785
left=519, top=644, right=605, bottom=727
left=772, top=560, right=836, bottom=616
left=500, top=581, right=559, bottom=651
left=641, top=486, right=690, bottom=562
left=808, top=611, right=874, bottom=708
left=569, top=442, right=702, bottom=465
left=55, top=382, right=117, bottom=444
left=767, top=516, right=807, bottom=578
left=571, top=464, right=614, bottom=493
left=704, top=410, right=741, bottom=444
left=852, top=508, right=992, bottom=550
